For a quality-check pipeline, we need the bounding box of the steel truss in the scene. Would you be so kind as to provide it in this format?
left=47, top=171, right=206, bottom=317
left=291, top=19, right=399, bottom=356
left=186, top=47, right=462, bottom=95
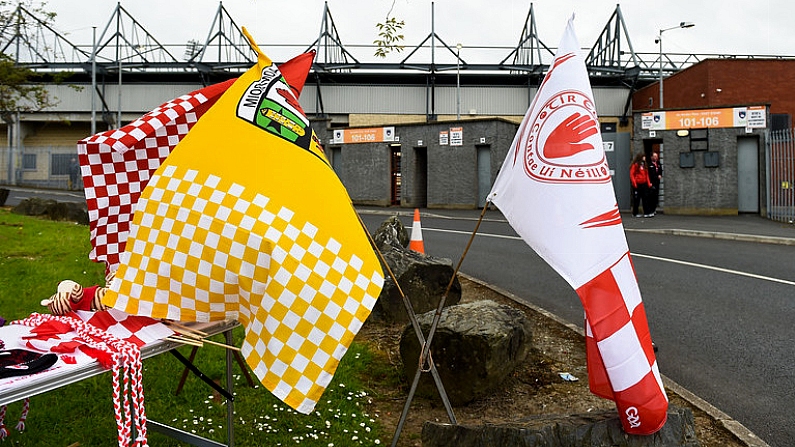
left=3, top=2, right=787, bottom=78
left=2, top=1, right=792, bottom=121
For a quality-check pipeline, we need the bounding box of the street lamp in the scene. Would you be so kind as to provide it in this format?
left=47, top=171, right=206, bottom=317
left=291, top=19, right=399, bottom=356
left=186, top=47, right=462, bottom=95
left=657, top=22, right=694, bottom=109
left=456, top=43, right=462, bottom=120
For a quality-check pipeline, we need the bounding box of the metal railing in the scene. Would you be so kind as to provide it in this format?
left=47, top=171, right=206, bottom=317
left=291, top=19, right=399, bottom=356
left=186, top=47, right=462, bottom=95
left=769, top=129, right=795, bottom=223
left=0, top=145, right=80, bottom=190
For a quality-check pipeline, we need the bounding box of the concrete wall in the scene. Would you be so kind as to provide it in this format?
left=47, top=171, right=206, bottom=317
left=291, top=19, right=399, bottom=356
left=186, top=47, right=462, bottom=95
left=315, top=118, right=520, bottom=209
left=315, top=117, right=636, bottom=210
left=632, top=115, right=768, bottom=215
left=400, top=120, right=518, bottom=209
left=341, top=142, right=393, bottom=206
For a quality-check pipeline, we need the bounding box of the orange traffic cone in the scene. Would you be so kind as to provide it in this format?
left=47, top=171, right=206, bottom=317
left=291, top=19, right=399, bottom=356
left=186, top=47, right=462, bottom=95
left=409, top=208, right=425, bottom=253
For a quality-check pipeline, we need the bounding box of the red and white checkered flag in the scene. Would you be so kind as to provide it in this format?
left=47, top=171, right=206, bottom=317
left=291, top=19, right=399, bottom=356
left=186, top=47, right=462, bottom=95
left=73, top=309, right=174, bottom=347
left=487, top=16, right=667, bottom=435
left=77, top=80, right=235, bottom=274
left=77, top=52, right=317, bottom=275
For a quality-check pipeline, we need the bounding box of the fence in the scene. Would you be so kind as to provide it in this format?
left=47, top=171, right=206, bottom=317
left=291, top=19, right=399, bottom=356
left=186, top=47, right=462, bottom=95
left=0, top=145, right=82, bottom=190
left=769, top=129, right=795, bottom=223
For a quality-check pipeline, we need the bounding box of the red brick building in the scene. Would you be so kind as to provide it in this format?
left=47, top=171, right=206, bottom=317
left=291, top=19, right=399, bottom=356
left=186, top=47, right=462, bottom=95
left=634, top=58, right=795, bottom=128
left=629, top=59, right=795, bottom=216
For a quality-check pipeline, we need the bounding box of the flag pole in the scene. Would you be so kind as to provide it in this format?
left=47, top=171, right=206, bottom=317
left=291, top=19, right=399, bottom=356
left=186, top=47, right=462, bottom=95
left=416, top=201, right=489, bottom=378
left=353, top=210, right=458, bottom=446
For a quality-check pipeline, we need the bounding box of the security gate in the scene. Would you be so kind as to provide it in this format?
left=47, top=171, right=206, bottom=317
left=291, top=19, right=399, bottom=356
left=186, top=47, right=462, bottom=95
left=769, top=129, right=795, bottom=223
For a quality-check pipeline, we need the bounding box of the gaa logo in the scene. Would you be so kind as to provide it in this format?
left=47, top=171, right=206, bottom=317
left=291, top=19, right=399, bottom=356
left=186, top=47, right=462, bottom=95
left=523, top=90, right=610, bottom=184
left=625, top=406, right=641, bottom=428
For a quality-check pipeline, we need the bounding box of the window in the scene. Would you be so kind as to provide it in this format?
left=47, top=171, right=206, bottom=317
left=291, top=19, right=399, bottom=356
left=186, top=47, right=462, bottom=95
left=689, top=128, right=708, bottom=151
left=679, top=152, right=695, bottom=168
left=22, top=153, right=36, bottom=170
left=703, top=151, right=720, bottom=168
left=51, top=153, right=74, bottom=175
left=772, top=113, right=791, bottom=131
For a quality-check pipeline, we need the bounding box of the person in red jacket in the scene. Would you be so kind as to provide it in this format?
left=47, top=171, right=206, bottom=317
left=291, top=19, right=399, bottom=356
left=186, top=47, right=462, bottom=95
left=630, top=152, right=653, bottom=217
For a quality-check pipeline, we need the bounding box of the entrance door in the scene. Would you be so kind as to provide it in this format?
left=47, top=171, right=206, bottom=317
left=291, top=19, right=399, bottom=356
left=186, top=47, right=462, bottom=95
left=390, top=145, right=402, bottom=206
left=413, top=147, right=428, bottom=207
left=737, top=136, right=759, bottom=213
left=603, top=133, right=633, bottom=210
left=476, top=145, right=491, bottom=208
left=643, top=138, right=663, bottom=210
left=330, top=147, right=342, bottom=174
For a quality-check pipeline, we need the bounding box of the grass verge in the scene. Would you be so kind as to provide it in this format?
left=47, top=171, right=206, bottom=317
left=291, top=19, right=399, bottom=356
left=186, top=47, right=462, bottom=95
left=0, top=208, right=387, bottom=446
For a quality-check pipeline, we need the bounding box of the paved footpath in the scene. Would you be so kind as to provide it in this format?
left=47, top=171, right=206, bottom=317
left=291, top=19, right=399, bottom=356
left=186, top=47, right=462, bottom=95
left=621, top=212, right=795, bottom=246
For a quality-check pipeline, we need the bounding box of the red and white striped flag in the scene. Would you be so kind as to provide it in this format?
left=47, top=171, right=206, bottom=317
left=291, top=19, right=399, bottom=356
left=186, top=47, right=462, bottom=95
left=487, top=16, right=668, bottom=435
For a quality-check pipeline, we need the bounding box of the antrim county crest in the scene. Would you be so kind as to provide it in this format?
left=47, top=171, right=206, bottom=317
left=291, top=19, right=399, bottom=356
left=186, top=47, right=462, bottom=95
left=523, top=90, right=611, bottom=184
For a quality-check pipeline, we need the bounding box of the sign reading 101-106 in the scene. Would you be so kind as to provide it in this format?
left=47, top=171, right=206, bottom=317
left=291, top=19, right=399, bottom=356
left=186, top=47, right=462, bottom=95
left=331, top=126, right=396, bottom=144
left=642, top=106, right=766, bottom=131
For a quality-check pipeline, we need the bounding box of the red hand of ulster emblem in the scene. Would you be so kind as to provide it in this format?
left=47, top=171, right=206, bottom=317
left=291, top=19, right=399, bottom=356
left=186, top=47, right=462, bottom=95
left=543, top=112, right=599, bottom=159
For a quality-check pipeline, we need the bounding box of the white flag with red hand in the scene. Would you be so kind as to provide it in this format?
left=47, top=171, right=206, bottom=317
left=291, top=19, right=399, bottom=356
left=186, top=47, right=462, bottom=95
left=487, top=16, right=668, bottom=435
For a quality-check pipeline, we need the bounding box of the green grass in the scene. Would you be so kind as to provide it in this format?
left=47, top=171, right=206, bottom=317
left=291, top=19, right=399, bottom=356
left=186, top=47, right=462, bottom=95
left=0, top=208, right=386, bottom=446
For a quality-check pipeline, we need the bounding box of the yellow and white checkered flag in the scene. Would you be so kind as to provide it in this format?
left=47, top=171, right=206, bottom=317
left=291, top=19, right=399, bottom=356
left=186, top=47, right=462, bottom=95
left=103, top=29, right=384, bottom=414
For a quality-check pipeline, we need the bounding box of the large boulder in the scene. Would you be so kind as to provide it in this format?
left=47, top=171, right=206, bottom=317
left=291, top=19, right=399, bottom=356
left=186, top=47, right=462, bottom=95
left=370, top=216, right=461, bottom=324
left=11, top=197, right=89, bottom=225
left=422, top=406, right=701, bottom=447
left=399, top=299, right=532, bottom=406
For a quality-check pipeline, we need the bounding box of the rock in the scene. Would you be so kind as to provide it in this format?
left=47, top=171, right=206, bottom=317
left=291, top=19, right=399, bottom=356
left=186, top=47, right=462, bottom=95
left=373, top=215, right=410, bottom=251
left=399, top=300, right=532, bottom=406
left=422, top=405, right=701, bottom=447
left=369, top=215, right=461, bottom=324
left=11, top=197, right=52, bottom=216
left=11, top=197, right=88, bottom=225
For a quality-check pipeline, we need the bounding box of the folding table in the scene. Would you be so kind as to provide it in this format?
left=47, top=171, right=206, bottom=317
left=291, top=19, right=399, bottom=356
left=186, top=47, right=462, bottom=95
left=0, top=318, right=240, bottom=447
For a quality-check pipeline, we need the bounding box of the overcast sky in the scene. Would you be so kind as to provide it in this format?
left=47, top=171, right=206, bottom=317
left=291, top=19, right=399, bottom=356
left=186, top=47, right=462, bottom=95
left=45, top=0, right=794, bottom=63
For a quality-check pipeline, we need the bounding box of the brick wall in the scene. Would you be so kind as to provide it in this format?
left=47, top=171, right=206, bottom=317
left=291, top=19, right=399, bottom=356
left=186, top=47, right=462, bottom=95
left=634, top=59, right=794, bottom=115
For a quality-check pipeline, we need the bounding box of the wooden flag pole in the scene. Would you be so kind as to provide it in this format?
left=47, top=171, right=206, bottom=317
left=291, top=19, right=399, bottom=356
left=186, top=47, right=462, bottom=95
left=199, top=337, right=241, bottom=352
left=165, top=335, right=204, bottom=347
left=164, top=322, right=242, bottom=352
left=163, top=320, right=209, bottom=337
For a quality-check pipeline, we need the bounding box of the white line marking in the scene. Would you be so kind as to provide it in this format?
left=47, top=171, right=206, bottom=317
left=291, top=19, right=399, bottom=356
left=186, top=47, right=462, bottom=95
left=425, top=227, right=795, bottom=286
left=631, top=253, right=795, bottom=286
left=424, top=227, right=521, bottom=240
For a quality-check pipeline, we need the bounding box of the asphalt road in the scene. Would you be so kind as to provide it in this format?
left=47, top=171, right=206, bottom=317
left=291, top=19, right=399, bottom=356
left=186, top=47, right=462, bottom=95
left=359, top=210, right=794, bottom=447
left=1, top=186, right=86, bottom=207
